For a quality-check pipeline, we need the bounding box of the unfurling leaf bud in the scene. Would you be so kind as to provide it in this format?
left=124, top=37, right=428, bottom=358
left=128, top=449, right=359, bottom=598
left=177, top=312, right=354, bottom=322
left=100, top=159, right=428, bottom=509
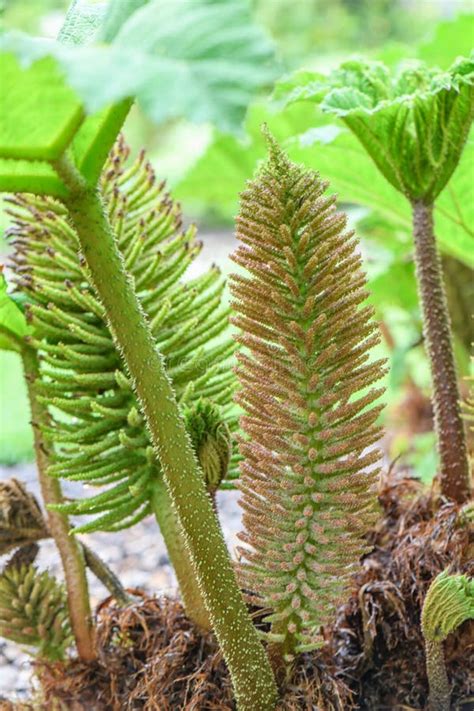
left=184, top=399, right=232, bottom=494
left=421, top=569, right=474, bottom=643
left=421, top=570, right=473, bottom=711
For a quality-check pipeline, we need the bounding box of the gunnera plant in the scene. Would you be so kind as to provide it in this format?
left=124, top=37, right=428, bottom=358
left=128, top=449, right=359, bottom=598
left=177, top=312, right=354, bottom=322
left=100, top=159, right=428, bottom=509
left=318, top=57, right=474, bottom=504
left=231, top=133, right=386, bottom=659
left=7, top=137, right=236, bottom=632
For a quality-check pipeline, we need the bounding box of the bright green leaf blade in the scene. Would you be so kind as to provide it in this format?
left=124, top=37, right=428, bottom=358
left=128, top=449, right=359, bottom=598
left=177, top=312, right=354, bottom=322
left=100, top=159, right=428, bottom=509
left=0, top=270, right=29, bottom=352
left=320, top=56, right=474, bottom=201
left=0, top=158, right=67, bottom=197
left=435, top=136, right=474, bottom=264
left=0, top=350, right=34, bottom=464
left=100, top=0, right=150, bottom=42
left=418, top=14, right=474, bottom=69
left=0, top=52, right=84, bottom=161
left=2, top=0, right=277, bottom=135
left=56, top=0, right=131, bottom=186
left=272, top=69, right=326, bottom=108
left=275, top=57, right=474, bottom=202
left=367, top=260, right=418, bottom=315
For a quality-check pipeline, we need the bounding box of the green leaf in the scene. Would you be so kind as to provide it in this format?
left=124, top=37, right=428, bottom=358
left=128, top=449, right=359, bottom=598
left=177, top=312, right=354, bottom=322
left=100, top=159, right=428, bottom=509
left=272, top=69, right=326, bottom=108
left=0, top=53, right=83, bottom=162
left=422, top=570, right=474, bottom=642
left=0, top=351, right=34, bottom=464
left=0, top=23, right=130, bottom=193
left=58, top=0, right=108, bottom=47
left=0, top=270, right=29, bottom=352
left=0, top=158, right=68, bottom=198
left=1, top=0, right=277, bottom=135
left=58, top=0, right=132, bottom=186
left=319, top=56, right=474, bottom=201
left=367, top=260, right=418, bottom=315
left=418, top=14, right=474, bottom=69
left=99, top=0, right=149, bottom=42
left=176, top=100, right=330, bottom=218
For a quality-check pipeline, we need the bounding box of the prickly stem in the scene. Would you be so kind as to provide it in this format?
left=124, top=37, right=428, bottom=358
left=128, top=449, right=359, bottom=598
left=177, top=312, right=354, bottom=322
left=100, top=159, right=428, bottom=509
left=54, top=154, right=278, bottom=711
left=21, top=346, right=95, bottom=661
left=425, top=639, right=451, bottom=711
left=151, top=481, right=211, bottom=631
left=81, top=544, right=130, bottom=606
left=412, top=201, right=470, bottom=503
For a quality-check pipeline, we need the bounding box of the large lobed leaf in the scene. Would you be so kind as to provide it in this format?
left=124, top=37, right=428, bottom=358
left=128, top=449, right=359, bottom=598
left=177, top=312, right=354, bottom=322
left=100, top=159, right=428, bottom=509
left=319, top=56, right=474, bottom=201
left=0, top=0, right=276, bottom=195
left=418, top=13, right=474, bottom=69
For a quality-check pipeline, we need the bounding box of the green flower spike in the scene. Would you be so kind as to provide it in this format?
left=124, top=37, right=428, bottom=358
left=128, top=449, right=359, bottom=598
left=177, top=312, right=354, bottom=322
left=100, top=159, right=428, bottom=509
left=231, top=132, right=386, bottom=659
left=0, top=564, right=72, bottom=661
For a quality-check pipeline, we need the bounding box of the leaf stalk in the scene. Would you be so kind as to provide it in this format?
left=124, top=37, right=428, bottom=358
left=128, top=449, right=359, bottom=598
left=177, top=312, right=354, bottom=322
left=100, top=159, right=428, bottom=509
left=21, top=345, right=95, bottom=661
left=412, top=200, right=470, bottom=503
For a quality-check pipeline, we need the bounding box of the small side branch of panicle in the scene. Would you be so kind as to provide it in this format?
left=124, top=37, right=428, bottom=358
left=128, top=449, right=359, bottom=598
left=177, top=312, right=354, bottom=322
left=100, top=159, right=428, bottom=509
left=231, top=133, right=386, bottom=656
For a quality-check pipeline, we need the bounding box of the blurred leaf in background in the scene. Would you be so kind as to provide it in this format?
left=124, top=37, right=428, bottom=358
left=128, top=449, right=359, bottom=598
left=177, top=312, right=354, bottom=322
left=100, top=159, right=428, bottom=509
left=392, top=432, right=439, bottom=485
left=1, top=0, right=278, bottom=134
left=418, top=13, right=474, bottom=68
left=0, top=350, right=33, bottom=464
left=253, top=0, right=447, bottom=66
left=0, top=269, right=33, bottom=464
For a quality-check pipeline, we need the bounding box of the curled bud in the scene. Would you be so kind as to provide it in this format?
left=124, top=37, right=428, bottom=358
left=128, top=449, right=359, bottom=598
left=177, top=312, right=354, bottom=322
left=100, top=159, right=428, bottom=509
left=184, top=399, right=232, bottom=494
left=421, top=570, right=474, bottom=711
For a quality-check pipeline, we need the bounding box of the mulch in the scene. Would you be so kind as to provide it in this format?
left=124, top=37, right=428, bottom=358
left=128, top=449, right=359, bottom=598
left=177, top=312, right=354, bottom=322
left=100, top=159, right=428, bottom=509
left=5, top=471, right=473, bottom=710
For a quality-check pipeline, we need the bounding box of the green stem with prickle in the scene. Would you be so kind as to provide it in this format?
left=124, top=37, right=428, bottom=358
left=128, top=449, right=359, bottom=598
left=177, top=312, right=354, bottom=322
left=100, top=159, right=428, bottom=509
left=81, top=544, right=130, bottom=606
left=151, top=481, right=211, bottom=630
left=425, top=639, right=450, bottom=711
left=21, top=346, right=95, bottom=662
left=412, top=201, right=471, bottom=504
left=54, top=154, right=278, bottom=711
